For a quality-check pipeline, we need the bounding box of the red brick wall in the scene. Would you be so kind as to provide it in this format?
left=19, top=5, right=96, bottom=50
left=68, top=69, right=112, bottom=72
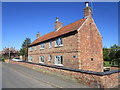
left=54, top=21, right=62, bottom=31
left=84, top=7, right=92, bottom=17
left=28, top=31, right=79, bottom=69
left=78, top=17, right=103, bottom=72
left=10, top=61, right=119, bottom=88
left=28, top=17, right=104, bottom=71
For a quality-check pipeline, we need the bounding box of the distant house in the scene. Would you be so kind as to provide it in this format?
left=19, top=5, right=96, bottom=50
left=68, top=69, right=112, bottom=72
left=28, top=2, right=103, bottom=72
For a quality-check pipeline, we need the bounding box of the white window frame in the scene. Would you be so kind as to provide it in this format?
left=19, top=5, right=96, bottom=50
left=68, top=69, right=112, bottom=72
left=34, top=46, right=37, bottom=51
left=40, top=43, right=44, bottom=49
left=29, top=47, right=32, bottom=51
left=49, top=41, right=52, bottom=48
left=33, top=47, right=34, bottom=50
left=48, top=55, right=52, bottom=62
left=55, top=38, right=63, bottom=47
left=28, top=56, right=32, bottom=62
left=55, top=55, right=63, bottom=66
left=39, top=56, right=44, bottom=63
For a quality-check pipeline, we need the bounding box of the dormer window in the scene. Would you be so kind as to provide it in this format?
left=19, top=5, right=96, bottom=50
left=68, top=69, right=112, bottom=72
left=40, top=43, right=44, bottom=49
left=55, top=38, right=63, bottom=47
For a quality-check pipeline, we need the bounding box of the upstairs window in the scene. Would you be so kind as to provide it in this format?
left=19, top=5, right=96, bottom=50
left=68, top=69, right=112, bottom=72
left=39, top=56, right=44, bottom=63
left=55, top=38, right=63, bottom=47
left=49, top=41, right=52, bottom=48
left=55, top=56, right=63, bottom=66
left=40, top=43, right=44, bottom=49
left=32, top=47, right=34, bottom=50
left=34, top=46, right=37, bottom=51
left=28, top=56, right=32, bottom=62
left=29, top=47, right=32, bottom=51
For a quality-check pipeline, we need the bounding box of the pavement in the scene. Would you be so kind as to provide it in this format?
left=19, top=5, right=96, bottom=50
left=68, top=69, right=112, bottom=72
left=2, top=62, right=89, bottom=88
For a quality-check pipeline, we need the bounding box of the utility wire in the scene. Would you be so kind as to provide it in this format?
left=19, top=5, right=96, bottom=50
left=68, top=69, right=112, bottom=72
left=91, top=0, right=94, bottom=16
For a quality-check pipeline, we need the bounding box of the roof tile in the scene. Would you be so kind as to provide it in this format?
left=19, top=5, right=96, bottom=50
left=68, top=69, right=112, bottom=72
left=29, top=18, right=86, bottom=46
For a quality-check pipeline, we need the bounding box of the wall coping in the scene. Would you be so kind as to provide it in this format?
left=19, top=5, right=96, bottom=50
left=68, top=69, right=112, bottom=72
left=17, top=61, right=120, bottom=76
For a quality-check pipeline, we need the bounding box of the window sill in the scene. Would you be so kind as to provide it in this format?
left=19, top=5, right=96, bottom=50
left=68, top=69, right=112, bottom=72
left=40, top=48, right=44, bottom=50
left=55, top=44, right=63, bottom=48
left=54, top=64, right=63, bottom=66
left=48, top=60, right=51, bottom=61
left=39, top=62, right=44, bottom=64
left=28, top=60, right=32, bottom=62
left=48, top=61, right=51, bottom=63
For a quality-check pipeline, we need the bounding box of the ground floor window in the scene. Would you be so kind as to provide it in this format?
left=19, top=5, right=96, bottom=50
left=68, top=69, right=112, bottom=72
left=55, top=56, right=63, bottom=66
left=48, top=55, right=52, bottom=62
left=39, top=56, right=44, bottom=63
left=28, top=56, right=32, bottom=62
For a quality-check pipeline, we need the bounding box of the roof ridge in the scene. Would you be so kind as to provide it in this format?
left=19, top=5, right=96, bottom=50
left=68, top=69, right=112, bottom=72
left=34, top=18, right=85, bottom=41
left=61, top=18, right=86, bottom=29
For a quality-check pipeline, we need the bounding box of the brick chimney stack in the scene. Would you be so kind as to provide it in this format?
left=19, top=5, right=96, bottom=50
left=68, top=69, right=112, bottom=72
left=84, top=2, right=92, bottom=18
left=36, top=32, right=40, bottom=39
left=54, top=17, right=62, bottom=31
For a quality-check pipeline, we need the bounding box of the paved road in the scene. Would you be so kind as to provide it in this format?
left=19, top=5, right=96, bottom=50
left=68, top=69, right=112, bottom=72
left=2, top=62, right=89, bottom=88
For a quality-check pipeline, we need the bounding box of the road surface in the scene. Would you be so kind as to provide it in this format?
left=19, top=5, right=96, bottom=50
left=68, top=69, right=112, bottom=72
left=2, top=62, right=89, bottom=88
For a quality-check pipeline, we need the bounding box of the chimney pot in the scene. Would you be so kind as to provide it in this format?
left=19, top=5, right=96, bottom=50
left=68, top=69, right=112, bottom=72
left=85, top=2, right=89, bottom=7
left=56, top=17, right=59, bottom=22
left=36, top=32, right=40, bottom=39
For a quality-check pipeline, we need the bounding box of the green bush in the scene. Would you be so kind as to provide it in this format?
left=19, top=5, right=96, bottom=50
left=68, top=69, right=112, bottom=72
left=1, top=57, right=6, bottom=62
left=2, top=59, right=5, bottom=62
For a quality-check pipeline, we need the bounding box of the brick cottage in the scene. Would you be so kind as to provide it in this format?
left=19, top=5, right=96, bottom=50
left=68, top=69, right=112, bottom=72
left=28, top=2, right=103, bottom=72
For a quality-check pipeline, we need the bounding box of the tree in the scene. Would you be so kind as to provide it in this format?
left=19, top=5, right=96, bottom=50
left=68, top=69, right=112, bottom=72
left=109, top=50, right=116, bottom=65
left=115, top=50, right=120, bottom=65
left=19, top=38, right=31, bottom=61
left=103, top=48, right=110, bottom=61
left=2, top=47, right=18, bottom=59
left=110, top=44, right=120, bottom=51
left=19, top=48, right=25, bottom=56
left=103, top=44, right=120, bottom=66
left=22, top=38, right=31, bottom=49
left=109, top=44, right=120, bottom=66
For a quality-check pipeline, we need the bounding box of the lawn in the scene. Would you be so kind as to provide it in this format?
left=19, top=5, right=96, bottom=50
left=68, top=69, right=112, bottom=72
left=104, top=61, right=118, bottom=67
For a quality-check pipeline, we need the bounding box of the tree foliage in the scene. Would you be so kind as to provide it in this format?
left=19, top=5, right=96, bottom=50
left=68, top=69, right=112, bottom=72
left=103, top=48, right=110, bottom=61
left=115, top=50, right=120, bottom=65
left=103, top=44, right=120, bottom=66
left=19, top=38, right=31, bottom=60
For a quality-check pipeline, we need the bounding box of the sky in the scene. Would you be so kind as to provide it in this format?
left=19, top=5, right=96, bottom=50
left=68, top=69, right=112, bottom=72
left=2, top=2, right=118, bottom=51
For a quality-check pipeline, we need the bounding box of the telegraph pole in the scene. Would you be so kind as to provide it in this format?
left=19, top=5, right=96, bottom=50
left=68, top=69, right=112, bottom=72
left=8, top=47, right=10, bottom=63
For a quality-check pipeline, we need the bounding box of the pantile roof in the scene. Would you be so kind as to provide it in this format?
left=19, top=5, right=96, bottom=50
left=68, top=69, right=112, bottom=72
left=29, top=18, right=86, bottom=46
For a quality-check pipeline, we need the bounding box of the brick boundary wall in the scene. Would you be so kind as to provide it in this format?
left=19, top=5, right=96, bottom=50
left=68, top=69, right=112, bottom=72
left=9, top=60, right=119, bottom=88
